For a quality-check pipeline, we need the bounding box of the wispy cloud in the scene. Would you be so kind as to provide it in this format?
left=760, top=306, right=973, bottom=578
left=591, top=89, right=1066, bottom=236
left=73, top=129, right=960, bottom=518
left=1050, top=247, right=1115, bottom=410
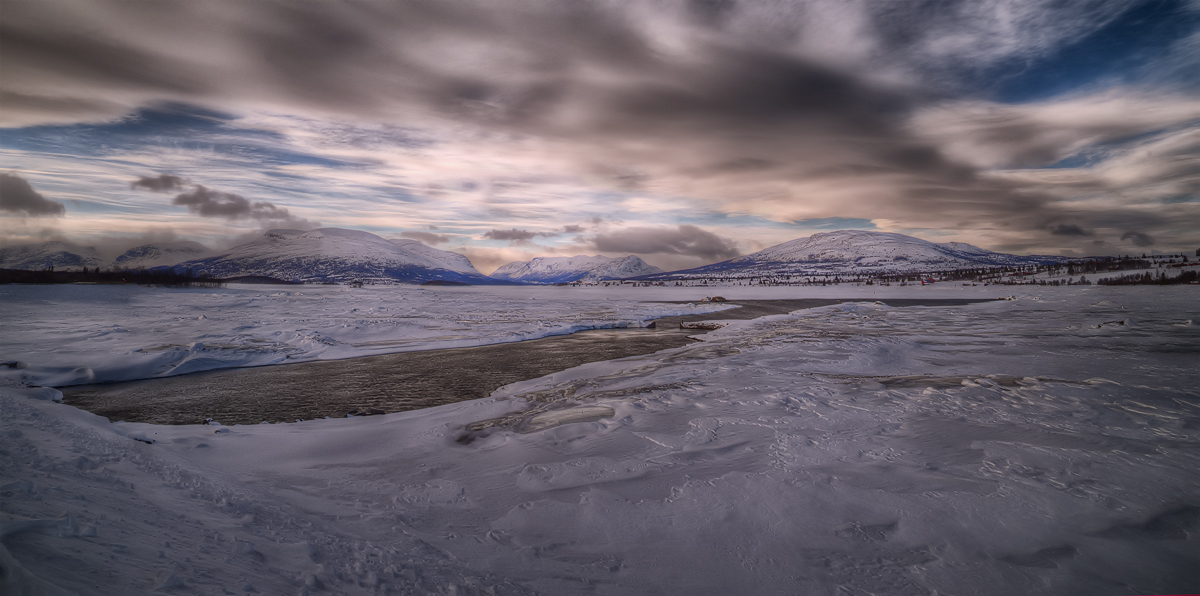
left=482, top=228, right=559, bottom=242
left=399, top=230, right=451, bottom=245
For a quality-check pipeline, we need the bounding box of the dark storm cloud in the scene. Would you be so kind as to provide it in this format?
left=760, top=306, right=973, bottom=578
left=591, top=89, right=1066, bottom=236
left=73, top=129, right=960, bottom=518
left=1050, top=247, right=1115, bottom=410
left=483, top=228, right=558, bottom=241
left=0, top=173, right=66, bottom=216
left=400, top=230, right=451, bottom=245
left=1121, top=231, right=1155, bottom=247
left=563, top=224, right=585, bottom=233
left=1050, top=224, right=1092, bottom=236
left=686, top=0, right=738, bottom=27
left=132, top=174, right=187, bottom=192
left=591, top=225, right=740, bottom=261
left=172, top=186, right=316, bottom=227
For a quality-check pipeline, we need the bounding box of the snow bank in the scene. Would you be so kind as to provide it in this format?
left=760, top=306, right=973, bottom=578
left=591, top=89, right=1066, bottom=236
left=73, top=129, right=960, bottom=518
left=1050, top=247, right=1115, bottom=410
left=2, top=286, right=1197, bottom=594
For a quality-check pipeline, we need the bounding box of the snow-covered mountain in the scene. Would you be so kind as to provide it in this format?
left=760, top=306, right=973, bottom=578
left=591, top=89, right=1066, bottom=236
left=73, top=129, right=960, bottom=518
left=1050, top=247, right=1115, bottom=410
left=490, top=255, right=663, bottom=284
left=170, top=228, right=501, bottom=284
left=649, top=230, right=1069, bottom=279
left=113, top=241, right=212, bottom=270
left=0, top=241, right=104, bottom=271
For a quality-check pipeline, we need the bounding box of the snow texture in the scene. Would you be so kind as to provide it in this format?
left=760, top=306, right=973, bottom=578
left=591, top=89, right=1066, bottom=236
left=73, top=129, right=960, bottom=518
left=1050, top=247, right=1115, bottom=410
left=1, top=285, right=1197, bottom=595
left=656, top=230, right=1070, bottom=279
left=491, top=255, right=663, bottom=284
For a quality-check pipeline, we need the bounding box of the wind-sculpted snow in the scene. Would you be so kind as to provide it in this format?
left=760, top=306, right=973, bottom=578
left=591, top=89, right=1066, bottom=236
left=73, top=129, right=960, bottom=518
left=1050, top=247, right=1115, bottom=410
left=170, top=227, right=497, bottom=284
left=2, top=286, right=1197, bottom=595
left=491, top=255, right=663, bottom=284
left=0, top=284, right=734, bottom=387
left=654, top=230, right=1070, bottom=279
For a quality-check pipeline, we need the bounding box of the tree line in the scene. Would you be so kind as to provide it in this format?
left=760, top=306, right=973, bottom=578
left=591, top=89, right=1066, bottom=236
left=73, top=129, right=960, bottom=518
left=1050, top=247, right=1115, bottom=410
left=0, top=266, right=225, bottom=287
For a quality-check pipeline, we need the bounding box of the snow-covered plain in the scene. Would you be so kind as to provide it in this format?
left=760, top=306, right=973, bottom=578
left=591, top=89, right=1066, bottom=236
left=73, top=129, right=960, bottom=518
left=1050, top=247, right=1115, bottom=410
left=2, top=285, right=1198, bottom=595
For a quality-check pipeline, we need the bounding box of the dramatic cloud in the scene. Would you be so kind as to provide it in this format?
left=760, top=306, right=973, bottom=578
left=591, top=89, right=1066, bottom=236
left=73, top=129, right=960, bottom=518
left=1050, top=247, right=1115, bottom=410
left=172, top=186, right=317, bottom=228
left=1, top=0, right=1196, bottom=256
left=399, top=230, right=451, bottom=245
left=1121, top=231, right=1155, bottom=247
left=482, top=228, right=559, bottom=241
left=131, top=174, right=186, bottom=192
left=911, top=94, right=1200, bottom=170
left=1050, top=224, right=1092, bottom=236
left=591, top=225, right=740, bottom=261
left=0, top=173, right=66, bottom=216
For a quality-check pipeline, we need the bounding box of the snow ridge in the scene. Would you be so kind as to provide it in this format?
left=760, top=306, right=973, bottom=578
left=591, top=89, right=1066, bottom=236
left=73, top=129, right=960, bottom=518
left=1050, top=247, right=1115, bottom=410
left=491, top=255, right=663, bottom=284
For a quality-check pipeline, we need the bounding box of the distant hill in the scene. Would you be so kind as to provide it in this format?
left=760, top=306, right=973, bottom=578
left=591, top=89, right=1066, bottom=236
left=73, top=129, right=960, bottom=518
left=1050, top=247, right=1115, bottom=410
left=113, top=241, right=212, bottom=269
left=645, top=230, right=1069, bottom=280
left=170, top=227, right=504, bottom=284
left=0, top=240, right=104, bottom=271
left=490, top=255, right=663, bottom=284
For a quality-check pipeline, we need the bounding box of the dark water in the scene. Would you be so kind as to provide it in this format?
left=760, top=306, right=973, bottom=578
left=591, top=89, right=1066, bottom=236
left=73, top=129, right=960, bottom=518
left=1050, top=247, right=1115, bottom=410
left=62, top=298, right=992, bottom=425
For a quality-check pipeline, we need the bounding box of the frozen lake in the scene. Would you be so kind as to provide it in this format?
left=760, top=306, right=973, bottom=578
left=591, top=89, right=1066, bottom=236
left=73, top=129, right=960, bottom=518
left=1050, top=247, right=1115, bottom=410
left=58, top=298, right=994, bottom=424
left=2, top=284, right=1198, bottom=595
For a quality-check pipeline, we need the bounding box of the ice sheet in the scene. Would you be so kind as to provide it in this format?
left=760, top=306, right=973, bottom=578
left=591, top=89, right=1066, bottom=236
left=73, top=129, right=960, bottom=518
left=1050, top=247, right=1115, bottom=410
left=0, top=284, right=739, bottom=387
left=2, top=285, right=1198, bottom=595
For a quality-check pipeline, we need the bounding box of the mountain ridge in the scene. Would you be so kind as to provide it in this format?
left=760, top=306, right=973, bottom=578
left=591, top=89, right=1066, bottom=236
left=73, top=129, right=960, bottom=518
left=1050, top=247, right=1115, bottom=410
left=0, top=240, right=105, bottom=271
left=490, top=255, right=663, bottom=284
left=641, top=230, right=1069, bottom=280
left=114, top=241, right=212, bottom=269
left=171, top=228, right=505, bottom=284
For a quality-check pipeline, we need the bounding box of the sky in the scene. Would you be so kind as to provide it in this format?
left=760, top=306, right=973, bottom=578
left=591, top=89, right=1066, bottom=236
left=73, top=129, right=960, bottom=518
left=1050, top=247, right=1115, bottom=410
left=1, top=0, right=1198, bottom=273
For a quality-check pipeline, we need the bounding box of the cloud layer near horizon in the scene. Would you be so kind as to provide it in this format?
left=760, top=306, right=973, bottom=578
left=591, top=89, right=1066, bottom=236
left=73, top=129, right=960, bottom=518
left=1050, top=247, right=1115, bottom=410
left=2, top=0, right=1197, bottom=262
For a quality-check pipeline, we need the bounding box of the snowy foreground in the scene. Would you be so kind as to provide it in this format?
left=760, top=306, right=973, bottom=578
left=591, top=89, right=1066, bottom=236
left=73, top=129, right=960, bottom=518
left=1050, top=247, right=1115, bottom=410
left=2, top=285, right=1199, bottom=595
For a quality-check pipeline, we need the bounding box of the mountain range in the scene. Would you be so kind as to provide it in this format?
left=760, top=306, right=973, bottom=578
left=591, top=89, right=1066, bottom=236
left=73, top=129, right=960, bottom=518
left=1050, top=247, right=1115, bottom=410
left=490, top=255, right=663, bottom=284
left=113, top=241, right=212, bottom=269
left=2, top=228, right=1073, bottom=284
left=0, top=240, right=106, bottom=271
left=169, top=228, right=501, bottom=284
left=644, top=230, right=1069, bottom=280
